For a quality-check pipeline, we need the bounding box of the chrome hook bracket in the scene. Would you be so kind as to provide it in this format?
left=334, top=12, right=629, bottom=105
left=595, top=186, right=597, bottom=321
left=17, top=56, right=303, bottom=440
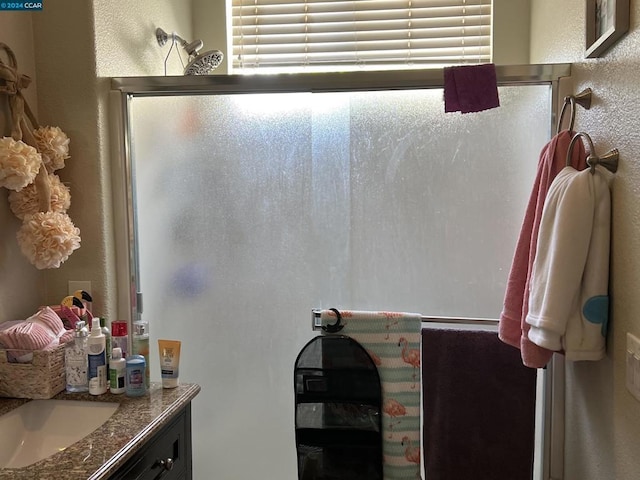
left=556, top=88, right=593, bottom=134
left=566, top=131, right=619, bottom=174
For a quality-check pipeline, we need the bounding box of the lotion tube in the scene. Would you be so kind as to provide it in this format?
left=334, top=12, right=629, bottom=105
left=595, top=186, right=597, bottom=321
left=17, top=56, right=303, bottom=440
left=158, top=339, right=181, bottom=388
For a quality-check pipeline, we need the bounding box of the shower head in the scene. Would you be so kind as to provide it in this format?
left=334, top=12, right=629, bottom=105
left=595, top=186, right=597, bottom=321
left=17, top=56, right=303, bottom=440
left=156, top=27, right=223, bottom=75
left=184, top=50, right=224, bottom=76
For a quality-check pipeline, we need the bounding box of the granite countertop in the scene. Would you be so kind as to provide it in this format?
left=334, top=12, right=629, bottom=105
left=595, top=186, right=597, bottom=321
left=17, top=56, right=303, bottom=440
left=0, top=382, right=200, bottom=480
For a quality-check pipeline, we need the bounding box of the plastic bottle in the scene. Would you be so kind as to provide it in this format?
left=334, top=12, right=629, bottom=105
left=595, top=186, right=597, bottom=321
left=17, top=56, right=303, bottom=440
left=65, top=320, right=89, bottom=393
left=125, top=354, right=147, bottom=397
left=132, top=320, right=150, bottom=388
left=88, top=317, right=108, bottom=395
left=99, top=317, right=112, bottom=372
left=109, top=347, right=126, bottom=394
left=111, top=320, right=128, bottom=358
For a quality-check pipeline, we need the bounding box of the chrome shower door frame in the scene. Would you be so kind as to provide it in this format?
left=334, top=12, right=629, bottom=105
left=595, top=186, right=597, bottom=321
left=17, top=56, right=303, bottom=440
left=110, top=64, right=572, bottom=480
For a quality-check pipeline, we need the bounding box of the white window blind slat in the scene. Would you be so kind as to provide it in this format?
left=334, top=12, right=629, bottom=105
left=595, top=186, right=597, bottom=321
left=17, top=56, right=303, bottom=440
left=232, top=0, right=492, bottom=72
left=233, top=25, right=491, bottom=45
left=232, top=32, right=491, bottom=54
left=234, top=14, right=491, bottom=31
left=235, top=47, right=491, bottom=64
left=233, top=5, right=489, bottom=21
left=232, top=0, right=486, bottom=15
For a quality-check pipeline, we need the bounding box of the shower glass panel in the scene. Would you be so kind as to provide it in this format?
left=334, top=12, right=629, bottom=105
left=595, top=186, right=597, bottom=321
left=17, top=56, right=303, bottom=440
left=127, top=84, right=550, bottom=479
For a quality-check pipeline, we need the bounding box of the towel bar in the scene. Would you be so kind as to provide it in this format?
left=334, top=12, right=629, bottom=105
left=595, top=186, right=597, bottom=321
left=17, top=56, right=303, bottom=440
left=311, top=309, right=498, bottom=331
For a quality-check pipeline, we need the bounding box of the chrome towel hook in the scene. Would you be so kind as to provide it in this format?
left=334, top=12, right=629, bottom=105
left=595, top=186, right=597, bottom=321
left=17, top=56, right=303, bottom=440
left=556, top=88, right=593, bottom=134
left=566, top=132, right=619, bottom=174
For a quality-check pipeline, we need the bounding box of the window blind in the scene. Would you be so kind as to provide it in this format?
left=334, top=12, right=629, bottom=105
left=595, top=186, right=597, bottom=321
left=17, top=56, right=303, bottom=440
left=231, top=0, right=492, bottom=73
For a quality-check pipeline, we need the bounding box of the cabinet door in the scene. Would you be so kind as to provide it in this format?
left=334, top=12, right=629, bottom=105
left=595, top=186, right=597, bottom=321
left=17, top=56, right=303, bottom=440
left=110, top=404, right=192, bottom=480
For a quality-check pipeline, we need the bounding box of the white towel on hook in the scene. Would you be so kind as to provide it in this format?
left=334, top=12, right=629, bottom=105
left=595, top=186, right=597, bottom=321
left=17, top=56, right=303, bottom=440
left=526, top=166, right=611, bottom=360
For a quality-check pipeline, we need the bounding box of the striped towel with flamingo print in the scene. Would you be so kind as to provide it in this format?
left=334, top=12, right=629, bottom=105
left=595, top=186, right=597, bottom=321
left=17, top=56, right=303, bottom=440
left=320, top=309, right=422, bottom=480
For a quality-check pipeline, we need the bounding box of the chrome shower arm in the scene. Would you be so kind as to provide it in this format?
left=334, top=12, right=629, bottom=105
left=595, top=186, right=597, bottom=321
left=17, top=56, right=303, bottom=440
left=155, top=26, right=223, bottom=75
left=156, top=28, right=203, bottom=56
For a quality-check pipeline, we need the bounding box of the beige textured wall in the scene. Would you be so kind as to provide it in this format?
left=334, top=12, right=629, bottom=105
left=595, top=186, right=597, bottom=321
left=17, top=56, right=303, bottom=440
left=493, top=0, right=531, bottom=64
left=193, top=0, right=228, bottom=74
left=531, top=2, right=640, bottom=479
left=93, top=0, right=193, bottom=78
left=25, top=0, right=191, bottom=320
left=31, top=1, right=108, bottom=315
left=0, top=12, right=44, bottom=321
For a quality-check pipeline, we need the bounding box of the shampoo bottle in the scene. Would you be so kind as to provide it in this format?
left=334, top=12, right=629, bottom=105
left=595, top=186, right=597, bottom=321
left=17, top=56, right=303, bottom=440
left=88, top=317, right=108, bottom=395
left=65, top=320, right=89, bottom=393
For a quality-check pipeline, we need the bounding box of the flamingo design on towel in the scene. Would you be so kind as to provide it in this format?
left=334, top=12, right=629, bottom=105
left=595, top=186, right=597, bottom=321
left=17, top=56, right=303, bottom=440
left=398, top=337, right=420, bottom=389
left=383, top=398, right=407, bottom=439
left=383, top=311, right=402, bottom=339
left=401, top=436, right=421, bottom=479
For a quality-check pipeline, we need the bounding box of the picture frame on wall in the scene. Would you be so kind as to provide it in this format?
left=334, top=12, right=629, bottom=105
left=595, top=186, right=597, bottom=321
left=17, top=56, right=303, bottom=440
left=585, top=0, right=630, bottom=58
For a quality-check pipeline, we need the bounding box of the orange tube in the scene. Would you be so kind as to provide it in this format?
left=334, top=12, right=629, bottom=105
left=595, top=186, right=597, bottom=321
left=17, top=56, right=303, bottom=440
left=158, top=339, right=181, bottom=388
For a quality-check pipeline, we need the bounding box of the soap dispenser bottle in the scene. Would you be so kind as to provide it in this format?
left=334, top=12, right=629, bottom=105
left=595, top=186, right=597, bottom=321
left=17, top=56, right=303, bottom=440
left=65, top=320, right=89, bottom=393
left=88, top=317, right=108, bottom=395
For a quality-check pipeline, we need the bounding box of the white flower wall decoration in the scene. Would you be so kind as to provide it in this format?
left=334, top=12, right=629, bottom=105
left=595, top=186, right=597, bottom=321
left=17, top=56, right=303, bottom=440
left=0, top=42, right=81, bottom=269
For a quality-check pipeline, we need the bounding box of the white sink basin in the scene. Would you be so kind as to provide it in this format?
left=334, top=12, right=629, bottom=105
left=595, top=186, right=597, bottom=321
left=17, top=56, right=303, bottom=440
left=0, top=399, right=119, bottom=468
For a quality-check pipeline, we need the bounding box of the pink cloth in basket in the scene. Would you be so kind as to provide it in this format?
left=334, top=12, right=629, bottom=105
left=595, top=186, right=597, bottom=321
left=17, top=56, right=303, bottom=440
left=0, top=321, right=53, bottom=351
left=28, top=306, right=66, bottom=337
left=0, top=307, right=67, bottom=353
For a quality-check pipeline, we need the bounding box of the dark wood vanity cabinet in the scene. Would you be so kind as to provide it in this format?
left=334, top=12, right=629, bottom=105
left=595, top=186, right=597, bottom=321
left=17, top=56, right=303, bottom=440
left=109, top=404, right=193, bottom=480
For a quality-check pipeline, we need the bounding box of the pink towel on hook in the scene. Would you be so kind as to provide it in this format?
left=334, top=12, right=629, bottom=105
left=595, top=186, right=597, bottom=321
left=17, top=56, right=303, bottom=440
left=498, top=130, right=587, bottom=368
left=444, top=63, right=500, bottom=113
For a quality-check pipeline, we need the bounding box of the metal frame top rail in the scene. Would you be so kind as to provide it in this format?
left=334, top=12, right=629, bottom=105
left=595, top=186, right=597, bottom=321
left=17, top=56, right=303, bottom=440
left=111, top=63, right=571, bottom=96
left=311, top=309, right=498, bottom=331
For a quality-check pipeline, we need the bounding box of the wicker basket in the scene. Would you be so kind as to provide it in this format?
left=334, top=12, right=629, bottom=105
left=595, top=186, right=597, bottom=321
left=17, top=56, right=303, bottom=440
left=0, top=343, right=66, bottom=399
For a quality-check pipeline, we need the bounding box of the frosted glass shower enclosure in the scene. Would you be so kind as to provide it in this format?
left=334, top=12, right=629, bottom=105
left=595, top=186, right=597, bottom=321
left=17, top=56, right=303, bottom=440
left=111, top=65, right=570, bottom=480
